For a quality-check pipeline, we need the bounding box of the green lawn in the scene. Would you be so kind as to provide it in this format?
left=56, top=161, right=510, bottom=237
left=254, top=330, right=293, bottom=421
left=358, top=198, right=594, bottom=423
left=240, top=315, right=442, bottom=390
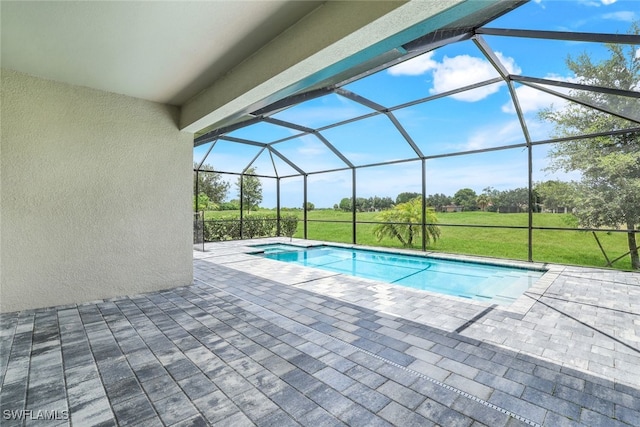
left=202, top=209, right=634, bottom=270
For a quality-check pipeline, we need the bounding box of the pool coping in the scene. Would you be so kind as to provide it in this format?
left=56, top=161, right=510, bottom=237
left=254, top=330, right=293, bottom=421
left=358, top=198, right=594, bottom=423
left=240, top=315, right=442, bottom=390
left=236, top=237, right=564, bottom=317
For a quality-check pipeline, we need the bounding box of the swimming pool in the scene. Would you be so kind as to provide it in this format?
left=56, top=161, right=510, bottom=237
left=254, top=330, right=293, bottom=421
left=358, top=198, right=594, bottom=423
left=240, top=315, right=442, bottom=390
left=251, top=244, right=545, bottom=305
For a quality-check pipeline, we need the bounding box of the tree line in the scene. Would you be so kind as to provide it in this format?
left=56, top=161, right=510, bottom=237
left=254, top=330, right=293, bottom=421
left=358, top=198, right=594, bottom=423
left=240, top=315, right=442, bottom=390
left=332, top=182, right=576, bottom=214
left=194, top=166, right=262, bottom=212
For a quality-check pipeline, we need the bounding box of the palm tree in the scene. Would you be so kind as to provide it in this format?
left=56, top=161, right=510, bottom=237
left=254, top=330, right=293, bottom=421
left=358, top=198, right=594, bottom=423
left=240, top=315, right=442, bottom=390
left=476, top=194, right=491, bottom=211
left=373, top=197, right=440, bottom=247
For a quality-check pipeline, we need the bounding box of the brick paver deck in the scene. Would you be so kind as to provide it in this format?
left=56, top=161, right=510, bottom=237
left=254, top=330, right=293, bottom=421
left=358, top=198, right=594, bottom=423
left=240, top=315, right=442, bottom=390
left=1, top=238, right=639, bottom=426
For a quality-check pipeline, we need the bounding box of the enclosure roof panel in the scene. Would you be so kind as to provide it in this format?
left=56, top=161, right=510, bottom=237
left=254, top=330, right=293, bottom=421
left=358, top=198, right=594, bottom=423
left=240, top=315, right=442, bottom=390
left=196, top=0, right=639, bottom=176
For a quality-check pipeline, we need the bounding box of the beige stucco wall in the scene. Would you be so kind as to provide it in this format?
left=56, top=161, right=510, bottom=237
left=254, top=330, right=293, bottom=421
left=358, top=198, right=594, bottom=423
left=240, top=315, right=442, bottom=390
left=1, top=69, right=193, bottom=313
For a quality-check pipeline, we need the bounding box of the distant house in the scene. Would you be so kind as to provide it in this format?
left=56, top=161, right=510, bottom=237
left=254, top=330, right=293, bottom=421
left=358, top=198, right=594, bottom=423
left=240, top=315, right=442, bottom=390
left=442, top=205, right=464, bottom=213
left=543, top=206, right=570, bottom=214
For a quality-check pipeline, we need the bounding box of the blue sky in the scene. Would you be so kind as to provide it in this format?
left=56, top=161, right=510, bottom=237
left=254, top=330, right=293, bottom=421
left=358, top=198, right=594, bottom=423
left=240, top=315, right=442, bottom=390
left=194, top=0, right=639, bottom=208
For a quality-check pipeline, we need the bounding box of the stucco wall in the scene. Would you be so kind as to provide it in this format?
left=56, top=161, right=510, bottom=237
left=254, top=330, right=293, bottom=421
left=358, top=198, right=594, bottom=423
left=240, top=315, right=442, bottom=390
left=1, top=69, right=193, bottom=313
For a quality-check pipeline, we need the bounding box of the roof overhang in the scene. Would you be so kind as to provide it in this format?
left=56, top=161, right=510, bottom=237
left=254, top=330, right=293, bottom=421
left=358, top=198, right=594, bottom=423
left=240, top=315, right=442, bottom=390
left=182, top=0, right=526, bottom=134
left=1, top=0, right=526, bottom=135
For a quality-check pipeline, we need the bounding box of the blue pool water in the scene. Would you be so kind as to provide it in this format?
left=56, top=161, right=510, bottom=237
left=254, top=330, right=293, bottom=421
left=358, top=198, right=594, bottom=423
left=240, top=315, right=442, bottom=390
left=252, top=244, right=545, bottom=305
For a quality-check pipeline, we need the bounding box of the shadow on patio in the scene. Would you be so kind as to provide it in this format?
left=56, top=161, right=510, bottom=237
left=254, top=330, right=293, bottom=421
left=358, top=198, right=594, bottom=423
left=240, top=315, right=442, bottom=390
left=1, top=240, right=639, bottom=426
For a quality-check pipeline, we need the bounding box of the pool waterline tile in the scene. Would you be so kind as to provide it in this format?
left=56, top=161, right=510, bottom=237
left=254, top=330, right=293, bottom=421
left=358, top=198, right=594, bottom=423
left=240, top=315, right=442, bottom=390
left=249, top=241, right=550, bottom=310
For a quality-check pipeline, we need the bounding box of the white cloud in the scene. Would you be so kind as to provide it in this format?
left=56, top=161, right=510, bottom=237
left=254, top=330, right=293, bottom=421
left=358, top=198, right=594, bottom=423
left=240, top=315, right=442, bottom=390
left=636, top=47, right=640, bottom=59
left=464, top=120, right=524, bottom=151
left=531, top=0, right=548, bottom=12
left=389, top=51, right=521, bottom=103
left=198, top=152, right=248, bottom=174
left=430, top=55, right=499, bottom=101
left=388, top=52, right=437, bottom=76
left=269, top=135, right=350, bottom=175
left=295, top=135, right=328, bottom=156
left=502, top=74, right=577, bottom=115
left=496, top=52, right=521, bottom=74
left=602, top=11, right=637, bottom=21
left=278, top=105, right=366, bottom=128
left=576, top=0, right=617, bottom=6
left=525, top=118, right=557, bottom=142
left=435, top=52, right=521, bottom=101
left=503, top=85, right=563, bottom=115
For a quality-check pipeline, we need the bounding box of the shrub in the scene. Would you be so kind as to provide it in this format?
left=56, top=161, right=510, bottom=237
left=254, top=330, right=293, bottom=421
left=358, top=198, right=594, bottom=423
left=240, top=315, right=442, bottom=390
left=202, top=214, right=297, bottom=241
left=280, top=215, right=299, bottom=241
left=203, top=219, right=240, bottom=241
left=243, top=215, right=277, bottom=238
left=219, top=201, right=240, bottom=210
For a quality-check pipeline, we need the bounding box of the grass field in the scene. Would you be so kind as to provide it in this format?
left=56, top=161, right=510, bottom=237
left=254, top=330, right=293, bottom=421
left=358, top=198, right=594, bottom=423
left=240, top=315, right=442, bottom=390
left=202, top=209, right=634, bottom=270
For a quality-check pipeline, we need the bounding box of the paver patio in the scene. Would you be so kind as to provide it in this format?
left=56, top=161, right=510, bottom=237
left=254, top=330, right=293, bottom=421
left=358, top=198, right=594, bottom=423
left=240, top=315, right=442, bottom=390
left=1, top=238, right=639, bottom=426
